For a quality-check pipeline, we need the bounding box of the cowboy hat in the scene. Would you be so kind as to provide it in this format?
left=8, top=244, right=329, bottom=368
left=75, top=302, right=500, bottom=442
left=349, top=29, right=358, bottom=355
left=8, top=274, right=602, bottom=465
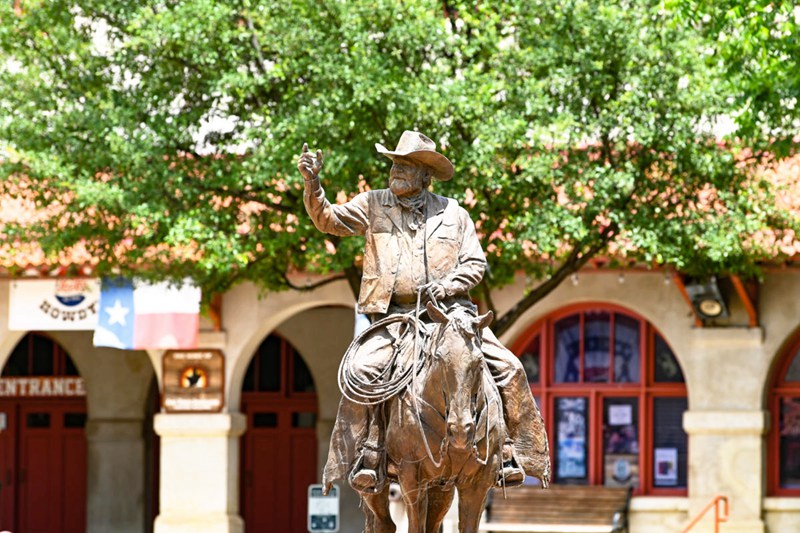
left=375, top=131, right=454, bottom=181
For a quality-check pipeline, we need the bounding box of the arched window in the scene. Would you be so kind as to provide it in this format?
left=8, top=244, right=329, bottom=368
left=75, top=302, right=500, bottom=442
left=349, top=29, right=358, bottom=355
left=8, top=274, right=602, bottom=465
left=769, top=337, right=800, bottom=495
left=514, top=304, right=687, bottom=495
left=241, top=334, right=316, bottom=396
left=2, top=332, right=80, bottom=377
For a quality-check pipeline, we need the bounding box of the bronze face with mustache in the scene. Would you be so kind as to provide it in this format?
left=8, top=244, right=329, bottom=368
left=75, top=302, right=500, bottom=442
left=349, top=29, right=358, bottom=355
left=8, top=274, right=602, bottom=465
left=388, top=160, right=431, bottom=197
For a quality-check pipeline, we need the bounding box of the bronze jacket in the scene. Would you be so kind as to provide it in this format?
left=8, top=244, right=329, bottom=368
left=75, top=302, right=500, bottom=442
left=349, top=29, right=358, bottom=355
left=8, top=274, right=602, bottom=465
left=303, top=178, right=487, bottom=314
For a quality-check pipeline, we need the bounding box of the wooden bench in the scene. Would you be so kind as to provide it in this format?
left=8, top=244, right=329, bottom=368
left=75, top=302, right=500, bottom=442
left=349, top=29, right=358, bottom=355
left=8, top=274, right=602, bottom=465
left=477, top=484, right=632, bottom=533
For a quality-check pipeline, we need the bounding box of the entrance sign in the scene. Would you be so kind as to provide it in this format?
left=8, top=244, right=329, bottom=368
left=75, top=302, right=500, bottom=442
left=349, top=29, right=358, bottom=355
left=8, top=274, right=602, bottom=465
left=308, top=484, right=339, bottom=532
left=0, top=377, right=86, bottom=397
left=9, top=279, right=100, bottom=331
left=162, top=349, right=224, bottom=413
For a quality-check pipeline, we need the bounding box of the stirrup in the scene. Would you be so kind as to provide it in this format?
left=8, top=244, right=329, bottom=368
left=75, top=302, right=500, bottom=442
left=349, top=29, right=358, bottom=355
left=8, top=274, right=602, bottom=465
left=497, top=441, right=526, bottom=488
left=349, top=447, right=386, bottom=494
left=497, top=463, right=526, bottom=488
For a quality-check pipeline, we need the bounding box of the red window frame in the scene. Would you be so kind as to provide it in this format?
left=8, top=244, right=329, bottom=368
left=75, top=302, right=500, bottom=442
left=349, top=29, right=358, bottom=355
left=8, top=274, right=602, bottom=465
left=512, top=302, right=688, bottom=496
left=768, top=334, right=800, bottom=496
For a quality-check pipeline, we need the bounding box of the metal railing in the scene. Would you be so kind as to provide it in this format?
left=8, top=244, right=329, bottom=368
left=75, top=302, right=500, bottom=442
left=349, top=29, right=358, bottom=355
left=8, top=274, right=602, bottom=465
left=681, top=495, right=729, bottom=533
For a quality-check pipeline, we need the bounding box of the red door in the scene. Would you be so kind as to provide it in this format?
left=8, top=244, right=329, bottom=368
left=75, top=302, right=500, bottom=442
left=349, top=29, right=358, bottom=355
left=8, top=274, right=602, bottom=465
left=241, top=400, right=318, bottom=532
left=0, top=401, right=17, bottom=529
left=240, top=334, right=318, bottom=533
left=0, top=400, right=87, bottom=533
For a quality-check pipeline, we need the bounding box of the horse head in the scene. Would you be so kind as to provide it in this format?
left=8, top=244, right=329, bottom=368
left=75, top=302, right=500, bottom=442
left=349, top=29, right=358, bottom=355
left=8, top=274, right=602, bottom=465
left=426, top=302, right=493, bottom=451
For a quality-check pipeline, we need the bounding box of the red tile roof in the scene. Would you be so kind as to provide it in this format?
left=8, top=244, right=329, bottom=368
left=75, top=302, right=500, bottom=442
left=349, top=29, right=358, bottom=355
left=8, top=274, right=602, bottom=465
left=2, top=154, right=799, bottom=275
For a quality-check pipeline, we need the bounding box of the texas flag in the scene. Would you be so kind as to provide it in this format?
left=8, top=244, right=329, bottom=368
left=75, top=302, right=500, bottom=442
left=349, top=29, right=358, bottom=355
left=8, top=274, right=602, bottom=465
left=93, top=278, right=201, bottom=350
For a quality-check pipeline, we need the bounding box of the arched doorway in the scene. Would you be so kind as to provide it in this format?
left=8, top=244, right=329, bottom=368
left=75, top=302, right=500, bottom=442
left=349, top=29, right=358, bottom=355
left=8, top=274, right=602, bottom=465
left=0, top=332, right=87, bottom=532
left=240, top=334, right=318, bottom=532
left=514, top=304, right=688, bottom=495
left=768, top=333, right=800, bottom=495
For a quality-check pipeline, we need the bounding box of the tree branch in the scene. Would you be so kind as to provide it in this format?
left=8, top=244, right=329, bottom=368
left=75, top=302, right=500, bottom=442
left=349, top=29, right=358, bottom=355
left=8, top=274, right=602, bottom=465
left=492, top=224, right=617, bottom=336
left=243, top=14, right=272, bottom=79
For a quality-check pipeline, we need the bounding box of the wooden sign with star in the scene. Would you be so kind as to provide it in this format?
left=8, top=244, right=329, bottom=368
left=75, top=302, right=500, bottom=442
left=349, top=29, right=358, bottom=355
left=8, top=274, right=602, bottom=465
left=162, top=349, right=225, bottom=413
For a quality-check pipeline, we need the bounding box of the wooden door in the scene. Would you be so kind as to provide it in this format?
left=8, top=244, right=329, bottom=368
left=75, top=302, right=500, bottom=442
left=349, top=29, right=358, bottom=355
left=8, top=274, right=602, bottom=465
left=12, top=401, right=87, bottom=533
left=0, top=401, right=17, bottom=531
left=240, top=334, right=318, bottom=533
left=241, top=401, right=318, bottom=533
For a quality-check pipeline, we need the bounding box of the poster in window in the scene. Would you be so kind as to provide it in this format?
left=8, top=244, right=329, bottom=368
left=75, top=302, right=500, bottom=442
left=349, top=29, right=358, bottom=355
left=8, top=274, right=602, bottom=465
left=604, top=453, right=639, bottom=487
left=654, top=447, right=679, bottom=486
left=609, top=404, right=633, bottom=426
left=557, top=398, right=587, bottom=479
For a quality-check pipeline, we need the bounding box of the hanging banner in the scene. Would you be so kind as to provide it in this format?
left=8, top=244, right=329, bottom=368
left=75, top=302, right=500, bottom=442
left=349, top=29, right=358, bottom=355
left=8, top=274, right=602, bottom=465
left=9, top=279, right=100, bottom=331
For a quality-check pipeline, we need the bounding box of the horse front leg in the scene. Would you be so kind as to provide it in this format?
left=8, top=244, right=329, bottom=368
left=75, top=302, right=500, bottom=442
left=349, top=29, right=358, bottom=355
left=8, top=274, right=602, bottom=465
left=425, top=486, right=455, bottom=533
left=456, top=484, right=492, bottom=533
left=399, top=468, right=429, bottom=532
left=361, top=485, right=396, bottom=533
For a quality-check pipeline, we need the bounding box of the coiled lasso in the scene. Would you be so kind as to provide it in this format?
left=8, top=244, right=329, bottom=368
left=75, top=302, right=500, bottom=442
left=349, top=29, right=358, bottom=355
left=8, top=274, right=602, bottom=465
left=338, top=288, right=431, bottom=406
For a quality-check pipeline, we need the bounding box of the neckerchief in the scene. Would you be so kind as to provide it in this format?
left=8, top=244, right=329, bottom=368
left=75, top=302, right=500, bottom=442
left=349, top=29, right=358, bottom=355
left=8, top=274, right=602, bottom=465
left=396, top=193, right=426, bottom=231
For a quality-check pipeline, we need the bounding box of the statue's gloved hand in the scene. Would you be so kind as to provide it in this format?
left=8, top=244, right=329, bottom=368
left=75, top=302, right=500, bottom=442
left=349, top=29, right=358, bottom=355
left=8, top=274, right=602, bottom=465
left=421, top=281, right=447, bottom=304
left=297, top=142, right=324, bottom=181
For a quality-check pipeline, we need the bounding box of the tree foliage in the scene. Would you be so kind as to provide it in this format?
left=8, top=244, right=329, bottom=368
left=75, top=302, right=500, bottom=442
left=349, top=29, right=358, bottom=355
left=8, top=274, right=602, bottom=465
left=672, top=0, right=800, bottom=156
left=0, top=0, right=796, bottom=333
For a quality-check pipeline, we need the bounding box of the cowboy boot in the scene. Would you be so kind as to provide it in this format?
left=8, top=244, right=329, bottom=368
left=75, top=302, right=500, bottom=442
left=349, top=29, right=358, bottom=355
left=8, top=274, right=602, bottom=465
left=497, top=440, right=526, bottom=488
left=349, top=406, right=387, bottom=493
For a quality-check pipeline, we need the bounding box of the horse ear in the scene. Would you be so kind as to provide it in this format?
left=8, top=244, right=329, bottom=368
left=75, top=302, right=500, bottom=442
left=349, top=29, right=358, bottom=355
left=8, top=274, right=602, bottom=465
left=426, top=302, right=448, bottom=323
left=476, top=311, right=494, bottom=330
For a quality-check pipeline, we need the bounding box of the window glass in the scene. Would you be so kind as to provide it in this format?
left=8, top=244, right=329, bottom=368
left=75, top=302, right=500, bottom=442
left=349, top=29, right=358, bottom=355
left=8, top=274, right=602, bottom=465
left=292, top=412, right=317, bottom=428
left=554, top=397, right=588, bottom=484
left=554, top=316, right=581, bottom=383
left=614, top=314, right=640, bottom=383
left=64, top=412, right=87, bottom=428
left=584, top=312, right=610, bottom=383
left=780, top=397, right=800, bottom=489
left=31, top=335, right=54, bottom=375
left=786, top=350, right=800, bottom=382
left=27, top=412, right=50, bottom=428
left=65, top=354, right=80, bottom=376
left=603, top=397, right=639, bottom=488
left=654, top=334, right=684, bottom=383
left=253, top=412, right=278, bottom=428
left=257, top=337, right=281, bottom=392
left=2, top=340, right=28, bottom=377
left=520, top=335, right=541, bottom=385
left=292, top=351, right=316, bottom=393
left=653, top=397, right=688, bottom=488
left=242, top=362, right=256, bottom=392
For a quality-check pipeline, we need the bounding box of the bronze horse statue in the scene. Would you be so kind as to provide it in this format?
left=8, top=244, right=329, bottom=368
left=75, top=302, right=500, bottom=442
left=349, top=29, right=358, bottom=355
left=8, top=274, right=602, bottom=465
left=360, top=302, right=505, bottom=533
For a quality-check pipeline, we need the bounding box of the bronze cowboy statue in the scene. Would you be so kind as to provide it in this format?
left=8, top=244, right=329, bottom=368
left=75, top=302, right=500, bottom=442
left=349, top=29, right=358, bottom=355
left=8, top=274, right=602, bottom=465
left=298, top=131, right=550, bottom=531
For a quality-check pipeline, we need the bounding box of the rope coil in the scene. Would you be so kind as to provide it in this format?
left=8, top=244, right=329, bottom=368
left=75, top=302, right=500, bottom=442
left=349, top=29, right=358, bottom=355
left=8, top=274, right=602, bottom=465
left=337, top=311, right=429, bottom=406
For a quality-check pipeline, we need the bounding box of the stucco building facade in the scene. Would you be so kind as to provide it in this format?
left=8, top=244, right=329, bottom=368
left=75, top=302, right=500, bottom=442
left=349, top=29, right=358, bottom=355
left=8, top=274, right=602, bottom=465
left=0, top=268, right=799, bottom=532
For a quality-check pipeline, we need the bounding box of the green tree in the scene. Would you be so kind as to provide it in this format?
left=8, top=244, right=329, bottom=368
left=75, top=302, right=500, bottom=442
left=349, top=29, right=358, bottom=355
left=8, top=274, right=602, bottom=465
left=672, top=0, right=800, bottom=157
left=0, top=0, right=795, bottom=335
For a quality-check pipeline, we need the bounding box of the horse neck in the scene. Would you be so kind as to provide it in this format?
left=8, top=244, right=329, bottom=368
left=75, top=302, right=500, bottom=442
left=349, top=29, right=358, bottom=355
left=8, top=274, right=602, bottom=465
left=419, top=320, right=482, bottom=413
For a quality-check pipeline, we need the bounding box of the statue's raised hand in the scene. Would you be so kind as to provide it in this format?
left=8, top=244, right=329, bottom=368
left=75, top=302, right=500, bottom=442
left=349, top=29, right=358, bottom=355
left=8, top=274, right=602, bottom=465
left=298, top=143, right=324, bottom=181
